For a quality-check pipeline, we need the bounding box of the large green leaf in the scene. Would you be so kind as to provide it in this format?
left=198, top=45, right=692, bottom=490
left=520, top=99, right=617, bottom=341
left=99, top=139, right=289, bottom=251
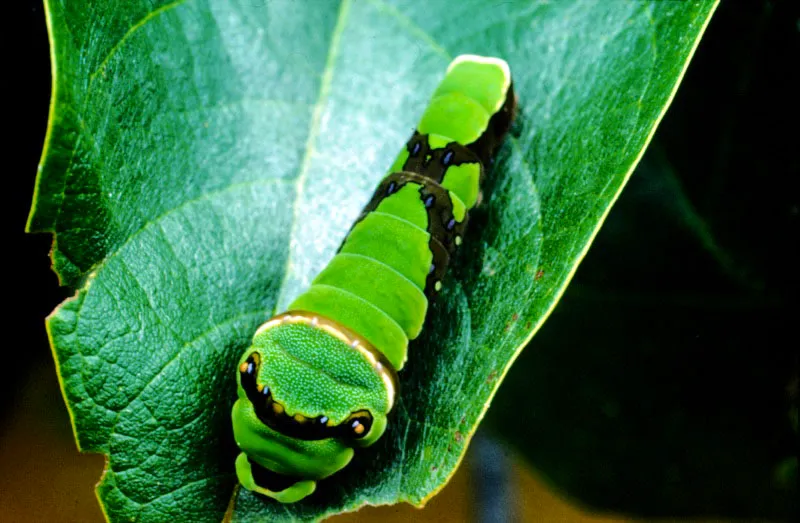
left=29, top=0, right=716, bottom=521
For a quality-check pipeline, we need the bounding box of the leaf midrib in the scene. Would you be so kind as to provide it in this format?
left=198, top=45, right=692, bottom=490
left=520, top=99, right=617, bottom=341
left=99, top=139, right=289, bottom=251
left=273, top=0, right=352, bottom=312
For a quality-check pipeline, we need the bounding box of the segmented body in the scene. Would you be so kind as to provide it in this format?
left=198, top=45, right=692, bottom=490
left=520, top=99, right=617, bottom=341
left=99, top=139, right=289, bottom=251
left=232, top=55, right=516, bottom=503
left=289, top=56, right=516, bottom=370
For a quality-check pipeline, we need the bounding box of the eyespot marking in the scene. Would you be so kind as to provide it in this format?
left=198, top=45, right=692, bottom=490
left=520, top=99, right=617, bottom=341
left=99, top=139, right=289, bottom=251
left=240, top=350, right=381, bottom=441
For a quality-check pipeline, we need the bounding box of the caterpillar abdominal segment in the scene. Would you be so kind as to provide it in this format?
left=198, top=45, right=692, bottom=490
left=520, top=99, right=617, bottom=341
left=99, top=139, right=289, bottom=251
left=350, top=170, right=469, bottom=298
left=232, top=54, right=516, bottom=503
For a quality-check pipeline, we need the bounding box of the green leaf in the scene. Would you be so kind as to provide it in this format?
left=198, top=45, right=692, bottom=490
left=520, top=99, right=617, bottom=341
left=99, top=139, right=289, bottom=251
left=29, top=0, right=717, bottom=521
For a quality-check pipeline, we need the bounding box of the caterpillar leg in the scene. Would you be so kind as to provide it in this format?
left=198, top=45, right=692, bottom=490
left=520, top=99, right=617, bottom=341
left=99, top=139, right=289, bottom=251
left=235, top=453, right=316, bottom=503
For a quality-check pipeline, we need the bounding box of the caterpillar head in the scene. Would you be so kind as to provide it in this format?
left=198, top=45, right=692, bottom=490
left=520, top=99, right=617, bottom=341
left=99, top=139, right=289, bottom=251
left=231, top=312, right=397, bottom=503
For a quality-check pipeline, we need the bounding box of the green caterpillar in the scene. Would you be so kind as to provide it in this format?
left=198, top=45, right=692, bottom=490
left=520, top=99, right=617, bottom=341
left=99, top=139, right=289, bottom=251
left=232, top=55, right=516, bottom=503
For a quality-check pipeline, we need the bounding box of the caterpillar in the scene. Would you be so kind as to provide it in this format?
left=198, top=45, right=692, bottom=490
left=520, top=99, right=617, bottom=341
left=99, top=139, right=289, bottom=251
left=232, top=54, right=516, bottom=503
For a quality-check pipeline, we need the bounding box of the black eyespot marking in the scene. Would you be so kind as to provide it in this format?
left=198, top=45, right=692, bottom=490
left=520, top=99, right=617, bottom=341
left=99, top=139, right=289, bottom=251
left=386, top=181, right=397, bottom=196
left=442, top=150, right=454, bottom=166
left=424, top=195, right=435, bottom=208
left=348, top=412, right=373, bottom=439
left=410, top=142, right=421, bottom=156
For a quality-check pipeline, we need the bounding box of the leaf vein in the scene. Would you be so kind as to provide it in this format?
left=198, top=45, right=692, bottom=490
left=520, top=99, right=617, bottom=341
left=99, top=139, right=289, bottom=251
left=364, top=0, right=450, bottom=59
left=89, top=0, right=190, bottom=85
left=116, top=309, right=266, bottom=416
left=273, top=0, right=352, bottom=309
left=78, top=179, right=291, bottom=285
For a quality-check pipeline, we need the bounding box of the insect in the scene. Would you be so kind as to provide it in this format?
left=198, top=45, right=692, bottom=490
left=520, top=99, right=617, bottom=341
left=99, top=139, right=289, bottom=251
left=232, top=54, right=516, bottom=503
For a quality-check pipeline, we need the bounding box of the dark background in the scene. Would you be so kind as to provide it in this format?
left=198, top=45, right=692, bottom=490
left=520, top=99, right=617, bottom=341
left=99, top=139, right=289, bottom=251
left=7, top=3, right=67, bottom=415
left=5, top=0, right=797, bottom=521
